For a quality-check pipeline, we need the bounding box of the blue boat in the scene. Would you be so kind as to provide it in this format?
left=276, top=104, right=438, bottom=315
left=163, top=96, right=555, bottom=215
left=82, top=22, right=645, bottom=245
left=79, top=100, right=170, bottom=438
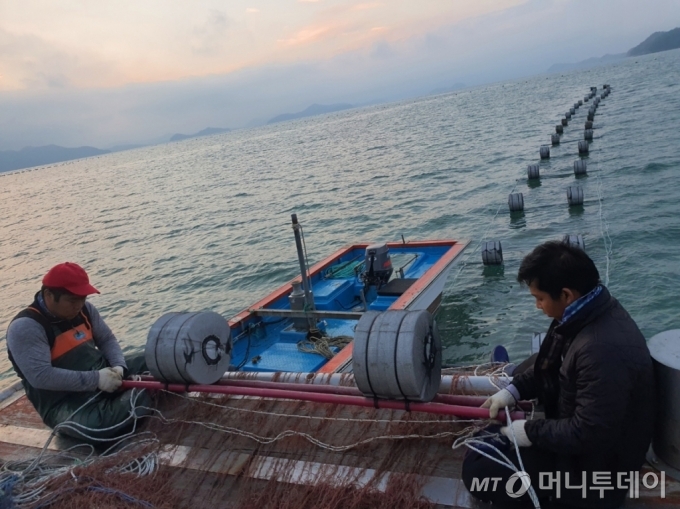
left=221, top=214, right=469, bottom=376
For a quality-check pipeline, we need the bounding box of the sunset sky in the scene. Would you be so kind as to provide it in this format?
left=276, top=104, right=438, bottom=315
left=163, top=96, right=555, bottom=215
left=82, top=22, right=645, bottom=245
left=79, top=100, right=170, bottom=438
left=1, top=0, right=678, bottom=149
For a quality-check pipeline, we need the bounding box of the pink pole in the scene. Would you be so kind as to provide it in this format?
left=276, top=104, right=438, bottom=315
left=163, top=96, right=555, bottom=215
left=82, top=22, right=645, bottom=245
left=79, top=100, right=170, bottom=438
left=122, top=380, right=524, bottom=421
left=137, top=375, right=532, bottom=410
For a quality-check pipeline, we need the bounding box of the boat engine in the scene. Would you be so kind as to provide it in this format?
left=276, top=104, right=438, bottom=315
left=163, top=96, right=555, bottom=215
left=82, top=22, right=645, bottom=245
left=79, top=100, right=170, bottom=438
left=361, top=243, right=393, bottom=288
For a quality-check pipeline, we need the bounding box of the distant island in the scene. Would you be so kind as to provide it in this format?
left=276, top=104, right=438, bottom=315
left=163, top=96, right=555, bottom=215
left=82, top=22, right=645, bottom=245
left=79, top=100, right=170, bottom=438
left=267, top=104, right=353, bottom=125
left=170, top=127, right=230, bottom=142
left=548, top=26, right=680, bottom=73
left=0, top=145, right=109, bottom=173
left=628, top=27, right=680, bottom=56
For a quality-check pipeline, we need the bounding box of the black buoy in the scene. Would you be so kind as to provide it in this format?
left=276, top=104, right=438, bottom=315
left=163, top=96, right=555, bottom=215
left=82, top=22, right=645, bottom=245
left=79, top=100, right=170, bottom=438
left=482, top=241, right=503, bottom=265
left=556, top=124, right=564, bottom=134
left=578, top=100, right=583, bottom=106
left=578, top=140, right=589, bottom=155
left=584, top=96, right=589, bottom=102
left=565, top=112, right=572, bottom=120
left=540, top=146, right=550, bottom=159
left=587, top=112, right=595, bottom=121
left=527, top=164, right=540, bottom=180
left=585, top=120, right=593, bottom=129
left=508, top=193, right=524, bottom=212
left=584, top=129, right=594, bottom=141
left=574, top=160, right=587, bottom=176
left=561, top=118, right=569, bottom=126
left=567, top=186, right=584, bottom=206
left=570, top=107, right=576, bottom=115
left=551, top=134, right=560, bottom=146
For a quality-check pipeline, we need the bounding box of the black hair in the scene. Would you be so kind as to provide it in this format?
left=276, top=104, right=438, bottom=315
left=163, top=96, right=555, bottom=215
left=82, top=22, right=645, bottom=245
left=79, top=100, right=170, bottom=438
left=517, top=241, right=600, bottom=299
left=41, top=285, right=78, bottom=302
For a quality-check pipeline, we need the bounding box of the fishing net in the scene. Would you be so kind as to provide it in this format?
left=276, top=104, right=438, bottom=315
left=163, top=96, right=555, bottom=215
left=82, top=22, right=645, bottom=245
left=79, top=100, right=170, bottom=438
left=2, top=385, right=488, bottom=508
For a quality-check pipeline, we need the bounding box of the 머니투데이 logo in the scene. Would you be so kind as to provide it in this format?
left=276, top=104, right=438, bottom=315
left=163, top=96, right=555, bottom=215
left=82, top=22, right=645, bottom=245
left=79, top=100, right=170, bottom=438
left=506, top=471, right=532, bottom=498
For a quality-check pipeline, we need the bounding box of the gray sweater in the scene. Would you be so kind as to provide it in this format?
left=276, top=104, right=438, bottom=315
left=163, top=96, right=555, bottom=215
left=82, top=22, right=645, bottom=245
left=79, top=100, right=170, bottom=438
left=6, top=302, right=127, bottom=392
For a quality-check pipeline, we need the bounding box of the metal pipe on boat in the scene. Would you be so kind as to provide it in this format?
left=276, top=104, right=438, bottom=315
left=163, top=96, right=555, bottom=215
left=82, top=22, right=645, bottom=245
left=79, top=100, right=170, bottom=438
left=217, top=371, right=512, bottom=395
left=137, top=375, right=532, bottom=410
left=290, top=214, right=316, bottom=322
left=121, top=380, right=524, bottom=421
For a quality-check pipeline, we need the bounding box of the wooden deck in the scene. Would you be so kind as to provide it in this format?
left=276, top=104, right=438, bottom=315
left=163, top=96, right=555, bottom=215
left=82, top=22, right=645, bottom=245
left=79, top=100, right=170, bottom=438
left=1, top=378, right=678, bottom=508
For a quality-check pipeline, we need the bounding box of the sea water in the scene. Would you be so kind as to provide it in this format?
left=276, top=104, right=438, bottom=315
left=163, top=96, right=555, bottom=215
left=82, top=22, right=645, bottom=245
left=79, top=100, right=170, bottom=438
left=1, top=49, right=679, bottom=381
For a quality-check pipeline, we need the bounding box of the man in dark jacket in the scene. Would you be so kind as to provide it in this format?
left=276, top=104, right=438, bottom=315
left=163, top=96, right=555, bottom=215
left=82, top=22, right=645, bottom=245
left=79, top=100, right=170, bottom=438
left=463, top=241, right=655, bottom=508
left=6, top=262, right=152, bottom=444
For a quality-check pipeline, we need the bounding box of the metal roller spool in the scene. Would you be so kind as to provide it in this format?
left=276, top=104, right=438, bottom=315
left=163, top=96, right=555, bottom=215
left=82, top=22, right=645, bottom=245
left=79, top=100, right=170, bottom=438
left=578, top=140, right=589, bottom=155
left=508, top=192, right=524, bottom=212
left=561, top=118, right=569, bottom=127
left=574, top=160, right=587, bottom=176
left=351, top=311, right=381, bottom=398
left=585, top=120, right=593, bottom=129
left=556, top=124, right=564, bottom=134
left=146, top=311, right=232, bottom=385
left=563, top=234, right=585, bottom=251
left=482, top=241, right=503, bottom=265
left=566, top=186, right=584, bottom=206
left=584, top=129, right=594, bottom=141
left=527, top=164, right=540, bottom=180
left=353, top=310, right=442, bottom=402
left=540, top=146, right=550, bottom=159
left=551, top=134, right=560, bottom=146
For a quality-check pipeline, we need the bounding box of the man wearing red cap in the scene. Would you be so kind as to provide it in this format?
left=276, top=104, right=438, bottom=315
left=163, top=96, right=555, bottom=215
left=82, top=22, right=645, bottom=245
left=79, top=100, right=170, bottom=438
left=6, top=262, right=151, bottom=443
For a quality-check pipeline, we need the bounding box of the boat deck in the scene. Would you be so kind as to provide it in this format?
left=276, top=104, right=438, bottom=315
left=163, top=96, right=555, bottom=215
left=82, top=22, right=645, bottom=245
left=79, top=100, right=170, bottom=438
left=1, top=378, right=678, bottom=508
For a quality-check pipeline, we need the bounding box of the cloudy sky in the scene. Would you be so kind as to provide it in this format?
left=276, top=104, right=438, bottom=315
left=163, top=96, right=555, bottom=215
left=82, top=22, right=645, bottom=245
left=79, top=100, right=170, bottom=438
left=1, top=0, right=678, bottom=150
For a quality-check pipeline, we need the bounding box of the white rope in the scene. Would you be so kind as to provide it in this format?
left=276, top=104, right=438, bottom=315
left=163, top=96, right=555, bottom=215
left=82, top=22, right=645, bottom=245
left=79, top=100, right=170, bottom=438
left=452, top=406, right=540, bottom=509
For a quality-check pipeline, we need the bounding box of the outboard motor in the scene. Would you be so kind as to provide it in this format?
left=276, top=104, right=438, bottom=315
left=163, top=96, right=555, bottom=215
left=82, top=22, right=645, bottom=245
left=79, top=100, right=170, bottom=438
left=362, top=243, right=393, bottom=288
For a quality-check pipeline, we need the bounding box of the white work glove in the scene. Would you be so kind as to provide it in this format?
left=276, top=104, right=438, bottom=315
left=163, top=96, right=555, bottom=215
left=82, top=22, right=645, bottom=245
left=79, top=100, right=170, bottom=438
left=481, top=388, right=517, bottom=419
left=111, top=366, right=124, bottom=379
left=97, top=367, right=123, bottom=393
left=501, top=420, right=532, bottom=447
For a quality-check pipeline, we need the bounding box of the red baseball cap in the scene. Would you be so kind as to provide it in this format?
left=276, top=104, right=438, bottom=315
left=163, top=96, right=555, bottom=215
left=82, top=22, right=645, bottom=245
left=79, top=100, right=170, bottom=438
left=42, top=262, right=100, bottom=296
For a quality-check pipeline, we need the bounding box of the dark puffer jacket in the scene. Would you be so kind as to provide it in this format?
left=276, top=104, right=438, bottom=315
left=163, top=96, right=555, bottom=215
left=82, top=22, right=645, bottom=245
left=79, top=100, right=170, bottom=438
left=512, top=287, right=655, bottom=508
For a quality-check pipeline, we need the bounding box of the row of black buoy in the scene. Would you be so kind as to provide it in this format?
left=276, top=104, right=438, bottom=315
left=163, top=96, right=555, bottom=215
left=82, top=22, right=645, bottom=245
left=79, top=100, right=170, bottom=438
left=481, top=85, right=612, bottom=265
left=541, top=85, right=612, bottom=159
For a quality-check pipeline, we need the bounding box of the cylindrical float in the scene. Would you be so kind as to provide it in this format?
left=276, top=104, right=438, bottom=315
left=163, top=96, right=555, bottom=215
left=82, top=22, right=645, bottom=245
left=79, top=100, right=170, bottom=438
left=540, top=146, right=550, bottom=159
left=566, top=186, right=584, bottom=206
left=578, top=140, right=589, bottom=155
left=561, top=118, right=569, bottom=127
left=527, top=164, right=540, bottom=180
left=353, top=310, right=442, bottom=402
left=648, top=330, right=680, bottom=478
left=574, top=160, right=587, bottom=176
left=563, top=234, right=585, bottom=250
left=585, top=120, right=593, bottom=129
left=556, top=124, right=564, bottom=134
left=508, top=192, right=524, bottom=212
left=146, top=311, right=232, bottom=385
left=551, top=134, right=560, bottom=146
left=481, top=241, right=504, bottom=266
left=584, top=129, right=594, bottom=141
